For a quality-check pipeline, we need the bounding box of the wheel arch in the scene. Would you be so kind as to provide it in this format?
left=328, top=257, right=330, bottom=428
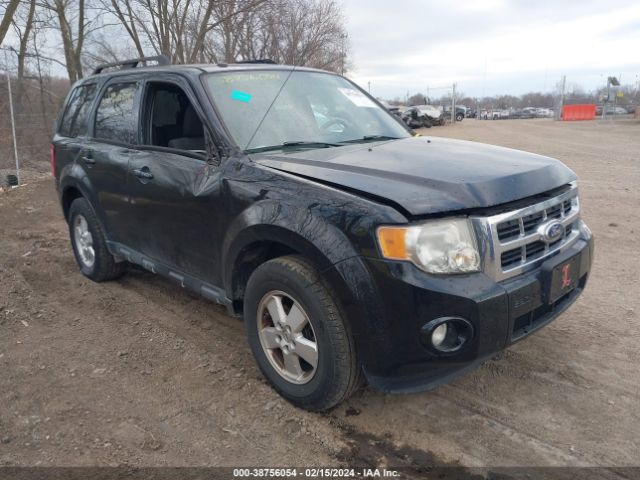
left=58, top=163, right=100, bottom=223
left=222, top=200, right=362, bottom=314
left=61, top=185, right=84, bottom=221
left=225, top=225, right=336, bottom=313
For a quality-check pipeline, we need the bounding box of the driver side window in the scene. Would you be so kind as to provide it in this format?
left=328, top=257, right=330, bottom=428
left=143, top=82, right=206, bottom=153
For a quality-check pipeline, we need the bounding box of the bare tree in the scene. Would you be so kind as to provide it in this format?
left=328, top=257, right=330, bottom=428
left=105, top=0, right=347, bottom=71
left=209, top=0, right=348, bottom=72
left=107, top=0, right=145, bottom=58
left=41, top=0, right=91, bottom=82
left=11, top=0, right=37, bottom=108
left=106, top=0, right=226, bottom=63
left=0, top=0, right=22, bottom=46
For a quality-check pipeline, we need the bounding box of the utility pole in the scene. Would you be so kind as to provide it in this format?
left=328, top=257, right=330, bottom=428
left=451, top=83, right=456, bottom=123
left=339, top=33, right=348, bottom=75
left=4, top=49, right=20, bottom=185
left=556, top=75, right=566, bottom=121
left=604, top=76, right=620, bottom=119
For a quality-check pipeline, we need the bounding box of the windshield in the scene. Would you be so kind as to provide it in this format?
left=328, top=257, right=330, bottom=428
left=204, top=69, right=410, bottom=151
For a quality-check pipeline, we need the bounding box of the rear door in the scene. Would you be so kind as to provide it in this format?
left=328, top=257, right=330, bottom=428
left=53, top=83, right=98, bottom=184
left=85, top=79, right=143, bottom=244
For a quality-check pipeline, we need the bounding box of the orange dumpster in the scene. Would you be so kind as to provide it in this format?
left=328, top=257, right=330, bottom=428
left=562, top=104, right=596, bottom=121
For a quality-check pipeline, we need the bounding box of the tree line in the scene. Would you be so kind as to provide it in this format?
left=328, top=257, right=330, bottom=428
left=0, top=0, right=348, bottom=171
left=1, top=0, right=349, bottom=83
left=398, top=83, right=639, bottom=111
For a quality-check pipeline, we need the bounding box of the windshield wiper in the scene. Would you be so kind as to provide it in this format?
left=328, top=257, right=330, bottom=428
left=247, top=141, right=344, bottom=153
left=343, top=135, right=402, bottom=143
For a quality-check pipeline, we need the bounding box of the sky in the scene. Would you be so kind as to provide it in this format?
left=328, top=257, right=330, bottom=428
left=344, top=0, right=640, bottom=100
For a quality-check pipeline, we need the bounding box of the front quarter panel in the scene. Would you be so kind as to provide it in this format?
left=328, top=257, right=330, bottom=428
left=221, top=158, right=407, bottom=336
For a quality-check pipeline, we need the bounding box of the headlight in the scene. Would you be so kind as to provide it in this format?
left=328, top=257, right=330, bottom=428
left=377, top=218, right=480, bottom=274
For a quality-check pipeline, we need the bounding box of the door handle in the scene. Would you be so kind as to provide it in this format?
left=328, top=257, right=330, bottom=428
left=133, top=167, right=154, bottom=180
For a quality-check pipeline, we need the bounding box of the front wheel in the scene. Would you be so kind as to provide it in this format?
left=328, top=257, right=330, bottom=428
left=244, top=255, right=361, bottom=411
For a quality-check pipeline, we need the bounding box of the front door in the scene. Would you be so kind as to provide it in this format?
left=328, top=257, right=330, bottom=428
left=124, top=79, right=223, bottom=283
left=126, top=150, right=222, bottom=282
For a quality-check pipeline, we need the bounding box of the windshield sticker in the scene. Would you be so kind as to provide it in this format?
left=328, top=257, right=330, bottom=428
left=338, top=88, right=376, bottom=108
left=220, top=73, right=282, bottom=84
left=231, top=90, right=252, bottom=103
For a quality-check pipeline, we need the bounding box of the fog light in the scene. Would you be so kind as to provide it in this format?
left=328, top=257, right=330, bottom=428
left=431, top=323, right=448, bottom=347
left=420, top=317, right=474, bottom=354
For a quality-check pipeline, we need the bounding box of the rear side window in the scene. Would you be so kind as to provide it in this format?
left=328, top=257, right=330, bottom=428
left=59, top=84, right=97, bottom=137
left=94, top=82, right=139, bottom=144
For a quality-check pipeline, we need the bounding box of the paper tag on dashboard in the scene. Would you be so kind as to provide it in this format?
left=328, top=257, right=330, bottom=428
left=338, top=88, right=377, bottom=108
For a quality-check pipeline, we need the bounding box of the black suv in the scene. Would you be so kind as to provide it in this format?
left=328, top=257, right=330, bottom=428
left=52, top=56, right=593, bottom=410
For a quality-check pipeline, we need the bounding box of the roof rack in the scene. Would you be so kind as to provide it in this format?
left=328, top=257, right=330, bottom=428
left=236, top=59, right=277, bottom=64
left=92, top=54, right=171, bottom=75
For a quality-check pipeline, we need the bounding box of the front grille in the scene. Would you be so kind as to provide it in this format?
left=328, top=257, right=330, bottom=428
left=472, top=183, right=581, bottom=281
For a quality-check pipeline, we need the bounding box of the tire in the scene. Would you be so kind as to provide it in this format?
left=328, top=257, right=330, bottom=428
left=244, top=255, right=361, bottom=411
left=68, top=197, right=125, bottom=282
left=456, top=113, right=464, bottom=122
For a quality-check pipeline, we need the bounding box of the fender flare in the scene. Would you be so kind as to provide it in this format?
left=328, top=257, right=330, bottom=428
left=58, top=164, right=109, bottom=231
left=222, top=200, right=360, bottom=296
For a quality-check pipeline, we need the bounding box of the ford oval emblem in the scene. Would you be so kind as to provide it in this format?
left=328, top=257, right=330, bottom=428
left=539, top=220, right=564, bottom=243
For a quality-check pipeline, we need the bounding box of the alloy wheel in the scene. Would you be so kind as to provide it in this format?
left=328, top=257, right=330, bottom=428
left=73, top=214, right=95, bottom=268
left=256, top=290, right=318, bottom=385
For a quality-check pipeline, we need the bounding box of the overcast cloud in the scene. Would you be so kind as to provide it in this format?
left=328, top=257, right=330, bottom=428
left=344, top=0, right=640, bottom=99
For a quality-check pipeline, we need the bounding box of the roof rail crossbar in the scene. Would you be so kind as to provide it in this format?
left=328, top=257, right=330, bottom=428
left=236, top=59, right=277, bottom=64
left=92, top=54, right=171, bottom=75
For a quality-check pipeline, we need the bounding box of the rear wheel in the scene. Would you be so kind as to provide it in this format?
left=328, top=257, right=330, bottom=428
left=244, top=255, right=361, bottom=411
left=68, top=197, right=124, bottom=282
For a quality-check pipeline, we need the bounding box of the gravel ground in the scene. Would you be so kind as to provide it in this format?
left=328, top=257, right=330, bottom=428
left=0, top=118, right=638, bottom=470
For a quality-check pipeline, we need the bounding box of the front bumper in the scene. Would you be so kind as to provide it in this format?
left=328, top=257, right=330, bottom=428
left=331, top=227, right=594, bottom=394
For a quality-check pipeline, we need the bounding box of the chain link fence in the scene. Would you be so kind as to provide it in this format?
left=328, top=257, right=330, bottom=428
left=0, top=47, right=67, bottom=186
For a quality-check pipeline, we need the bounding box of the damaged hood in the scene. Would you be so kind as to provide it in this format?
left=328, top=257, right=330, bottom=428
left=252, top=137, right=577, bottom=216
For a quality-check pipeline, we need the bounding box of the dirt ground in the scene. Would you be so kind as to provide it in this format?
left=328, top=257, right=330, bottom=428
left=1, top=119, right=639, bottom=469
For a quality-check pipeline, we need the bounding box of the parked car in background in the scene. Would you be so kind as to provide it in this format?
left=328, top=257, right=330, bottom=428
left=400, top=105, right=444, bottom=128
left=417, top=105, right=446, bottom=125
left=535, top=108, right=554, bottom=118
left=400, top=107, right=426, bottom=128
left=387, top=105, right=409, bottom=123
left=443, top=105, right=466, bottom=121
left=507, top=109, right=531, bottom=120
left=596, top=105, right=628, bottom=116
left=481, top=109, right=502, bottom=120
left=608, top=106, right=628, bottom=115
